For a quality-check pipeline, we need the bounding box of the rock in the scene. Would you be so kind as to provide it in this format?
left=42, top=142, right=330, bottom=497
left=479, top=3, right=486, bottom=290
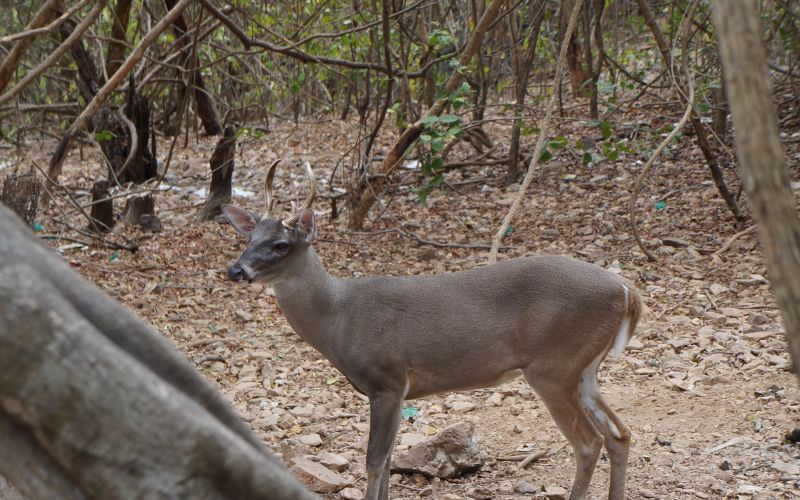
left=704, top=311, right=727, bottom=326
left=538, top=485, right=567, bottom=499
left=748, top=312, right=769, bottom=325
left=662, top=237, right=690, bottom=248
left=486, top=392, right=504, bottom=406
left=339, top=487, right=364, bottom=500
left=391, top=422, right=486, bottom=479
left=467, top=486, right=493, bottom=499
left=319, top=452, right=350, bottom=472
left=290, top=456, right=349, bottom=493
left=234, top=309, right=252, bottom=321
left=298, top=433, right=323, bottom=446
left=290, top=405, right=315, bottom=417
left=720, top=307, right=746, bottom=318
left=399, top=432, right=428, bottom=449
left=450, top=401, right=476, bottom=413
left=515, top=480, right=540, bottom=494
left=708, top=284, right=729, bottom=295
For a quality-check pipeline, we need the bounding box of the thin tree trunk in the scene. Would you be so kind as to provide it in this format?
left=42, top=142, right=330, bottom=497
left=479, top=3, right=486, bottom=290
left=106, top=0, right=133, bottom=77
left=200, top=127, right=236, bottom=221
left=508, top=1, right=547, bottom=183
left=561, top=0, right=587, bottom=96
left=712, top=0, right=800, bottom=373
left=165, top=0, right=222, bottom=135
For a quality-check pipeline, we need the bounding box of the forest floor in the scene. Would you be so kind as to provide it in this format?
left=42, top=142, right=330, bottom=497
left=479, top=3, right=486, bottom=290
left=11, top=96, right=800, bottom=499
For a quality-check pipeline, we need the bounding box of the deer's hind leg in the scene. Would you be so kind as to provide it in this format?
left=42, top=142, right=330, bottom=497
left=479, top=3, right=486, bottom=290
left=524, top=370, right=603, bottom=500
left=578, top=354, right=630, bottom=500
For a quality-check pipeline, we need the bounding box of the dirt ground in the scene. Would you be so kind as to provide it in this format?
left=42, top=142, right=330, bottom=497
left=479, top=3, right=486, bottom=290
left=15, top=110, right=800, bottom=499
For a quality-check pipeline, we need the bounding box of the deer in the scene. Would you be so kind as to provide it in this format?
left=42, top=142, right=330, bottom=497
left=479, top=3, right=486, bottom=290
left=221, top=160, right=642, bottom=500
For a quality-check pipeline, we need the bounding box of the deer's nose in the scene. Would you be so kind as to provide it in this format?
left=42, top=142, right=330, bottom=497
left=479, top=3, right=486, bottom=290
left=228, top=264, right=250, bottom=283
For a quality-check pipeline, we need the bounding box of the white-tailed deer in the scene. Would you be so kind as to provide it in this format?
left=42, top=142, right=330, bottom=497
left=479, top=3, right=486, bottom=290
left=222, top=161, right=642, bottom=500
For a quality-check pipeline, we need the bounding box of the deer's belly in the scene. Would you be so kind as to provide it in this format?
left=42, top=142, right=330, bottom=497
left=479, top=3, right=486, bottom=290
left=405, top=368, right=524, bottom=399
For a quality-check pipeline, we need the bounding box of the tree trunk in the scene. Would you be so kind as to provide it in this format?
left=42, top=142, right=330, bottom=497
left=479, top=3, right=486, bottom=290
left=200, top=127, right=236, bottom=221
left=561, top=0, right=587, bottom=96
left=1, top=172, right=41, bottom=226
left=106, top=0, right=133, bottom=77
left=0, top=204, right=316, bottom=499
left=712, top=0, right=800, bottom=374
left=88, top=179, right=115, bottom=233
left=165, top=0, right=222, bottom=136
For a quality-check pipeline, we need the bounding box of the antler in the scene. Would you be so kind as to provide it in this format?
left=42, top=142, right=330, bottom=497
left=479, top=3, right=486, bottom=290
left=262, top=158, right=282, bottom=221
left=282, top=161, right=317, bottom=228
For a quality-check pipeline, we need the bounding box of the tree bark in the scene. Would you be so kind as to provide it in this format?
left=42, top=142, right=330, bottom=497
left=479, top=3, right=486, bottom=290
left=0, top=204, right=316, bottom=499
left=712, top=0, right=800, bottom=374
left=561, top=0, right=587, bottom=96
left=1, top=172, right=41, bottom=226
left=88, top=179, right=115, bottom=232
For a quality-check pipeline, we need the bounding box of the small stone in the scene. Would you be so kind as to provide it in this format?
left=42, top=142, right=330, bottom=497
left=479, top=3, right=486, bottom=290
left=720, top=307, right=746, bottom=318
left=541, top=485, right=567, bottom=499
left=708, top=284, right=729, bottom=295
left=486, top=392, right=504, bottom=406
left=450, top=401, right=476, bottom=413
left=339, top=487, right=364, bottom=500
left=419, top=485, right=434, bottom=496
left=467, top=486, right=493, bottom=499
left=319, top=452, right=350, bottom=472
left=290, top=456, right=349, bottom=493
left=704, top=311, right=727, bottom=326
left=662, top=237, right=690, bottom=248
left=298, top=433, right=323, bottom=446
left=748, top=312, right=769, bottom=325
left=290, top=406, right=315, bottom=417
left=515, top=480, right=540, bottom=494
left=234, top=309, right=252, bottom=321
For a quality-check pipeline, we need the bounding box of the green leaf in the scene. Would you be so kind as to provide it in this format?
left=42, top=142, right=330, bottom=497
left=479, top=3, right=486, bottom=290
left=539, top=148, right=552, bottom=162
left=430, top=157, right=444, bottom=170
left=598, top=120, right=612, bottom=140
left=421, top=115, right=439, bottom=126
left=607, top=149, right=619, bottom=162
left=95, top=130, right=115, bottom=142
left=582, top=152, right=593, bottom=165
left=420, top=134, right=432, bottom=143
left=439, top=114, right=459, bottom=124
left=654, top=200, right=666, bottom=210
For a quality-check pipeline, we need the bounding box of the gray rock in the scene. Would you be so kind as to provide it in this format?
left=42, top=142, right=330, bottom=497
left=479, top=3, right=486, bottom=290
left=290, top=456, right=349, bottom=493
left=391, top=422, right=485, bottom=479
left=339, top=487, right=364, bottom=500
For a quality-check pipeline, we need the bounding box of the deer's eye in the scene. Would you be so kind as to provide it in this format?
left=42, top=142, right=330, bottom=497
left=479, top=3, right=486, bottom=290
left=274, top=242, right=289, bottom=252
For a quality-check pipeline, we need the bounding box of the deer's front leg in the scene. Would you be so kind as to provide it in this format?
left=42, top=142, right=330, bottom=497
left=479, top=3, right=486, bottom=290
left=365, top=391, right=403, bottom=500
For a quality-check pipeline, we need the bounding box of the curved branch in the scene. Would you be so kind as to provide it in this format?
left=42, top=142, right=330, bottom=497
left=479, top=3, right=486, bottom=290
left=487, top=0, right=584, bottom=261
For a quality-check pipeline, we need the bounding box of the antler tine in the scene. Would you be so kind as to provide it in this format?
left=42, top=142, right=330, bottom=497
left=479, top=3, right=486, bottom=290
left=262, top=158, right=281, bottom=221
left=282, top=161, right=317, bottom=228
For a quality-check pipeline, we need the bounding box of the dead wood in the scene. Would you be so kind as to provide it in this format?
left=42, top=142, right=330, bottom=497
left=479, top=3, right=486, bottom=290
left=200, top=127, right=236, bottom=221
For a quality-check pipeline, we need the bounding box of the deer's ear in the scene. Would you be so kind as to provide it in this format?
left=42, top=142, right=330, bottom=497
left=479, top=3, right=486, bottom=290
left=296, top=209, right=317, bottom=243
left=222, top=205, right=258, bottom=237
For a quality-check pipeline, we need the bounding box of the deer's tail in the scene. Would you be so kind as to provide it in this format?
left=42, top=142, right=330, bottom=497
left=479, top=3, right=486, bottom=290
left=611, top=282, right=643, bottom=357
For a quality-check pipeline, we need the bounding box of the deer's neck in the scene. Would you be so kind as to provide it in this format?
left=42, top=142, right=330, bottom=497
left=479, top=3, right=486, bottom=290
left=271, top=248, right=341, bottom=357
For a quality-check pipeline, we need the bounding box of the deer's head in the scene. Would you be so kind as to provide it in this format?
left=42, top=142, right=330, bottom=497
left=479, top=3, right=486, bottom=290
left=222, top=160, right=317, bottom=284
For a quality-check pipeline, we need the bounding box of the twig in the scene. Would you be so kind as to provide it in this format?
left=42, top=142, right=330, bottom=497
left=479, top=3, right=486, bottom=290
left=519, top=442, right=568, bottom=469
left=487, top=0, right=584, bottom=262
left=713, top=225, right=757, bottom=256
